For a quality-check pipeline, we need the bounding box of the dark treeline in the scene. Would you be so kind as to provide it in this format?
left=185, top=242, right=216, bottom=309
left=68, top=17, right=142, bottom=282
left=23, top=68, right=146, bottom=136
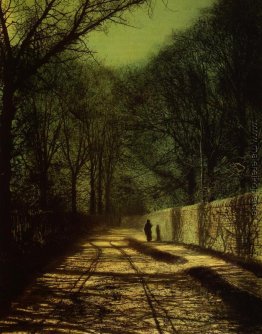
left=0, top=0, right=262, bottom=256
left=0, top=0, right=151, bottom=255
left=123, top=0, right=262, bottom=208
left=12, top=61, right=123, bottom=216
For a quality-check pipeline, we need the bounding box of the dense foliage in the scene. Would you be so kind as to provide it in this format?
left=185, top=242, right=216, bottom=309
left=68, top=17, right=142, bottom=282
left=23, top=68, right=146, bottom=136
left=123, top=0, right=262, bottom=207
left=0, top=0, right=261, bottom=254
left=0, top=0, right=152, bottom=252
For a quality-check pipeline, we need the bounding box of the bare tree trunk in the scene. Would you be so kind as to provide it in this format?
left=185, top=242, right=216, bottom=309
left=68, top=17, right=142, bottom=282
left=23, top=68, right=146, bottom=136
left=0, top=81, right=15, bottom=252
left=89, top=163, right=96, bottom=214
left=39, top=169, right=48, bottom=210
left=71, top=174, right=77, bottom=214
left=237, top=101, right=248, bottom=193
left=199, top=120, right=205, bottom=203
left=187, top=167, right=196, bottom=204
left=105, top=181, right=111, bottom=214
left=206, top=153, right=218, bottom=202
left=97, top=154, right=103, bottom=214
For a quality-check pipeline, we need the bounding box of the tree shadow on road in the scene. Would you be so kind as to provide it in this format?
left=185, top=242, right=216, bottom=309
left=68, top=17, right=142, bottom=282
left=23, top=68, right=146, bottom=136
left=0, top=237, right=261, bottom=334
left=126, top=238, right=187, bottom=264
left=187, top=266, right=262, bottom=330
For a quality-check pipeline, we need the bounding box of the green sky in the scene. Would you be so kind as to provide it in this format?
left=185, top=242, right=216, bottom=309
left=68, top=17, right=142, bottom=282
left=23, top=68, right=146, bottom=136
left=88, top=0, right=214, bottom=67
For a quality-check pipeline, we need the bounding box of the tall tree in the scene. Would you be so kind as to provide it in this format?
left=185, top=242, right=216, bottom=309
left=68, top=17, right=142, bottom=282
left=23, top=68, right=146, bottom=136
left=61, top=110, right=89, bottom=214
left=26, top=91, right=62, bottom=209
left=123, top=0, right=262, bottom=205
left=0, top=0, right=151, bottom=251
left=202, top=0, right=262, bottom=192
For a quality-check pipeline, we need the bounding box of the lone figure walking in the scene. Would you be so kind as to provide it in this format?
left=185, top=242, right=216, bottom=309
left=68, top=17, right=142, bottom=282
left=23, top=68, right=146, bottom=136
left=144, top=219, right=152, bottom=242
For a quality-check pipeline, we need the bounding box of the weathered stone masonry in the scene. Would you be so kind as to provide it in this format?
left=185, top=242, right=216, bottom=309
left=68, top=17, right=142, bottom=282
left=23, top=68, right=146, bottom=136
left=122, top=192, right=262, bottom=260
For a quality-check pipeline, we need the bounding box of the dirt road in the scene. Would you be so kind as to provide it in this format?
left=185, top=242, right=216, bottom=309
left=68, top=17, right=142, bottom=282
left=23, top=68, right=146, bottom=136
left=0, top=228, right=261, bottom=333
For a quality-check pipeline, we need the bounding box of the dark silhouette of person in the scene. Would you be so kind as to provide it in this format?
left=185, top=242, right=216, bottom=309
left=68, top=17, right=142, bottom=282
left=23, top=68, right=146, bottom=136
left=144, top=219, right=152, bottom=242
left=156, top=225, right=161, bottom=242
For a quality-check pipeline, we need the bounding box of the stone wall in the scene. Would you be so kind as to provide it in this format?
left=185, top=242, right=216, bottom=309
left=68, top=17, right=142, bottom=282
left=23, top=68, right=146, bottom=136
left=122, top=192, right=262, bottom=259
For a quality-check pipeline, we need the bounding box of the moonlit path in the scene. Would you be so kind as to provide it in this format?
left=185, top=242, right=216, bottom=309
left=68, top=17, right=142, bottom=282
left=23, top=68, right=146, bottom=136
left=0, top=229, right=261, bottom=334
